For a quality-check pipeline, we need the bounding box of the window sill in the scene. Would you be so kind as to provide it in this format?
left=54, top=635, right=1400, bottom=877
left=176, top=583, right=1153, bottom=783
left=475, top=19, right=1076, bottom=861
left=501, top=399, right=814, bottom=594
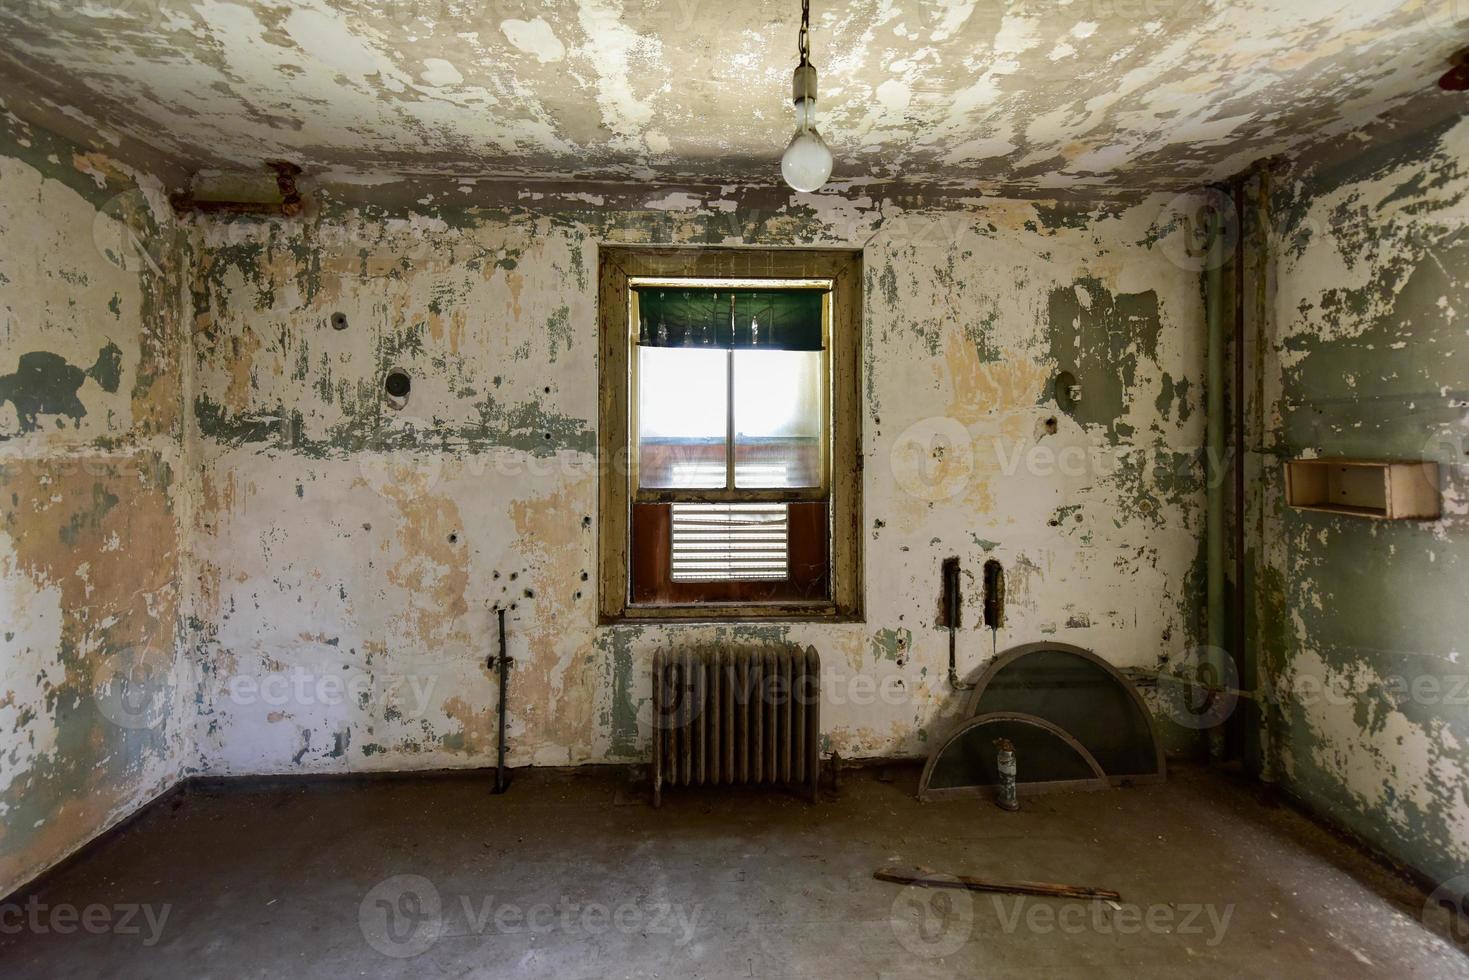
left=600, top=600, right=863, bottom=625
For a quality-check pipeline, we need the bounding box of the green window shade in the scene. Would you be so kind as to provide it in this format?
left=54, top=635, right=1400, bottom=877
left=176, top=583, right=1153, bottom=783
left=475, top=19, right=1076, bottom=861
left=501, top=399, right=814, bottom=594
left=635, top=288, right=823, bottom=350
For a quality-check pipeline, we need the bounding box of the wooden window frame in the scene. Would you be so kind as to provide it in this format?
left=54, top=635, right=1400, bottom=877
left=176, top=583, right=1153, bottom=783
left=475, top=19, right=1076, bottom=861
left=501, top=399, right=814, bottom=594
left=598, top=246, right=863, bottom=623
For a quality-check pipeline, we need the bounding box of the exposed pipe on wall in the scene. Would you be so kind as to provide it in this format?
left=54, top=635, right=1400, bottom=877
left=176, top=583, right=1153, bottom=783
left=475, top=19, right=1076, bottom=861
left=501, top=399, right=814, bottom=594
left=1205, top=193, right=1228, bottom=764
left=170, top=161, right=304, bottom=217
left=1232, top=178, right=1248, bottom=768
left=1253, top=165, right=1277, bottom=784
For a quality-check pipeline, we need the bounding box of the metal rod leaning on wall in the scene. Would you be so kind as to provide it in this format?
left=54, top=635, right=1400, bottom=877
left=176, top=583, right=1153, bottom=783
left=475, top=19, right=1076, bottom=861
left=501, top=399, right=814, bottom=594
left=491, top=607, right=513, bottom=794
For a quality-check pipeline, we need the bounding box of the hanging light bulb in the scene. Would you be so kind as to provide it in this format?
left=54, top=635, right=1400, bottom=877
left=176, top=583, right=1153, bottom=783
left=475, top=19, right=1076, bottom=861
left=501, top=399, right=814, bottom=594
left=781, top=0, right=833, bottom=193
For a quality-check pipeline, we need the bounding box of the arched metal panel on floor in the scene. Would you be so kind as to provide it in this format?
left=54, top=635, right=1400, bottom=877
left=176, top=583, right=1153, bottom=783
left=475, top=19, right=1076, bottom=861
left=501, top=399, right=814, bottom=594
left=918, top=711, right=1110, bottom=802
left=960, top=642, right=1166, bottom=784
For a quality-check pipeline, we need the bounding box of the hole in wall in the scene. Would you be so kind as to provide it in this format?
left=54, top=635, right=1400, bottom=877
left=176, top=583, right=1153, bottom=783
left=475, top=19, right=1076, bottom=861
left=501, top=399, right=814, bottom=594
left=1044, top=416, right=1058, bottom=435
left=384, top=368, right=411, bottom=409
left=385, top=370, right=411, bottom=398
left=448, top=532, right=459, bottom=544
left=330, top=312, right=349, bottom=330
left=1439, top=47, right=1469, bottom=90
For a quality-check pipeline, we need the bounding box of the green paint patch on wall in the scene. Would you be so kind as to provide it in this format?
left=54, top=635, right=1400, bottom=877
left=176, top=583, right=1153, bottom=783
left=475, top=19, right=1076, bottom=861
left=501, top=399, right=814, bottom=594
left=1154, top=372, right=1193, bottom=424
left=546, top=304, right=573, bottom=362
left=0, top=344, right=124, bottom=434
left=473, top=392, right=595, bottom=456
left=871, top=627, right=913, bottom=663
left=598, top=627, right=644, bottom=758
left=1047, top=277, right=1163, bottom=442
left=1280, top=240, right=1469, bottom=456
left=193, top=389, right=595, bottom=458
left=962, top=306, right=1004, bottom=364
left=193, top=393, right=289, bottom=448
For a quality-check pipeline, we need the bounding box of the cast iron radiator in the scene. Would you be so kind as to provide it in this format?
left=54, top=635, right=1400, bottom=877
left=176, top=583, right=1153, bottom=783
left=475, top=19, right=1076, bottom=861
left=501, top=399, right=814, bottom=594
left=651, top=645, right=821, bottom=807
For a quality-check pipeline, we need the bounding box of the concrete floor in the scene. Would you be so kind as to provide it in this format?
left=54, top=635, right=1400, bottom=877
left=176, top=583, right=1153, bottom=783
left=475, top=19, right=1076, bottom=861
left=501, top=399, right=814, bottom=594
left=0, top=764, right=1463, bottom=978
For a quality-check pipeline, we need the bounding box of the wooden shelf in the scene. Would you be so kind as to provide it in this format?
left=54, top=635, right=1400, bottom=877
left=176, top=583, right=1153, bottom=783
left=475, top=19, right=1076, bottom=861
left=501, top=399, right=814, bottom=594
left=1285, top=458, right=1440, bottom=520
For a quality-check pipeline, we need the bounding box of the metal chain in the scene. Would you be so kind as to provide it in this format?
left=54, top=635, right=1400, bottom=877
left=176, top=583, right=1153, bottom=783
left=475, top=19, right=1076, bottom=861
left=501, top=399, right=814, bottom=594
left=798, top=0, right=810, bottom=64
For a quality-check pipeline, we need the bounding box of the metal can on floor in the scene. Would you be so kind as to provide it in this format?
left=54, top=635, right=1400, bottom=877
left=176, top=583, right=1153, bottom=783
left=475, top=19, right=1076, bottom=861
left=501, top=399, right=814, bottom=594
left=995, top=738, right=1019, bottom=811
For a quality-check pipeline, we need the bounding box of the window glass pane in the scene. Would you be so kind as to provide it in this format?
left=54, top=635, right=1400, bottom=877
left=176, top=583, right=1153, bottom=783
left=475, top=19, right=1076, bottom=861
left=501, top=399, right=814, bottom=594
left=734, top=349, right=823, bottom=488
left=638, top=347, right=727, bottom=488
left=670, top=503, right=789, bottom=581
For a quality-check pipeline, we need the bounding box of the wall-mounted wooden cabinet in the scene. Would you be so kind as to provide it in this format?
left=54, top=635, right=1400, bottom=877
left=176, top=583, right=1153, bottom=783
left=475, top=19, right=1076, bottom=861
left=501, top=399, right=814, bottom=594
left=1284, top=458, right=1440, bottom=520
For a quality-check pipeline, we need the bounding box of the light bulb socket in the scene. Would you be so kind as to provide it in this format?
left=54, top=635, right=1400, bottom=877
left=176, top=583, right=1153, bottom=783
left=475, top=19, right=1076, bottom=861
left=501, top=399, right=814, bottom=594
left=792, top=61, right=817, bottom=104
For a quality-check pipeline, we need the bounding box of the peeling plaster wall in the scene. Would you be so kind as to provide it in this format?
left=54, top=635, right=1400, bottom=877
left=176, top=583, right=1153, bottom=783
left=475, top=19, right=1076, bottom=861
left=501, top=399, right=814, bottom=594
left=0, top=112, right=193, bottom=895
left=1255, top=115, right=1469, bottom=885
left=185, top=186, right=1207, bottom=774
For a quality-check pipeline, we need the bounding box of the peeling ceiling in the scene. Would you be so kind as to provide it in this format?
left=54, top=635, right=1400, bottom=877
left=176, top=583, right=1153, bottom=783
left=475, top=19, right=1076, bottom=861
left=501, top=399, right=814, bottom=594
left=0, top=0, right=1462, bottom=195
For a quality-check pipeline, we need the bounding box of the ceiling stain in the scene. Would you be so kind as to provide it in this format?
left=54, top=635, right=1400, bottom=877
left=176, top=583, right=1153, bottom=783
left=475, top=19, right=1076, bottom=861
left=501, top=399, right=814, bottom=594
left=0, top=1, right=1463, bottom=195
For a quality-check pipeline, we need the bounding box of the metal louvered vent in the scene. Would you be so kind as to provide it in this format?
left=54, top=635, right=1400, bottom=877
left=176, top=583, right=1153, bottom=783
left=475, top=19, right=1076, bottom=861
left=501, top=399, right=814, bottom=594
left=670, top=503, right=789, bottom=581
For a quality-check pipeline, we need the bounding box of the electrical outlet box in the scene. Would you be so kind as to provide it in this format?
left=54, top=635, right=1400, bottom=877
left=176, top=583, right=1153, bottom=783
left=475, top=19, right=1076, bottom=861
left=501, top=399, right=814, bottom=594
left=1284, top=458, right=1440, bottom=520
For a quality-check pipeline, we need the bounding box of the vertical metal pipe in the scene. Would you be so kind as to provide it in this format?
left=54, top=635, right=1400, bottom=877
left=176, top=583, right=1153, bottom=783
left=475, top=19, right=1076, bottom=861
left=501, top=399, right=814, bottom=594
left=1232, top=178, right=1248, bottom=769
left=805, top=645, right=821, bottom=803
left=1255, top=166, right=1277, bottom=784
left=1205, top=192, right=1228, bottom=764
left=652, top=650, right=663, bottom=807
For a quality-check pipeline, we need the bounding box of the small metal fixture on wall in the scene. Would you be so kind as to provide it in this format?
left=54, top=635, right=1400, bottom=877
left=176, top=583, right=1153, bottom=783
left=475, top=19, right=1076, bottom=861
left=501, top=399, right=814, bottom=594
left=982, top=559, right=1005, bottom=630
left=1053, top=370, right=1081, bottom=412
left=942, top=557, right=974, bottom=691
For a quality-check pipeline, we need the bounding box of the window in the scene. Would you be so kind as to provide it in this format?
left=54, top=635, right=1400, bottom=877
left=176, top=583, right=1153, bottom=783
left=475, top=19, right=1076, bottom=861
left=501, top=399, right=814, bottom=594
left=598, top=248, right=862, bottom=622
